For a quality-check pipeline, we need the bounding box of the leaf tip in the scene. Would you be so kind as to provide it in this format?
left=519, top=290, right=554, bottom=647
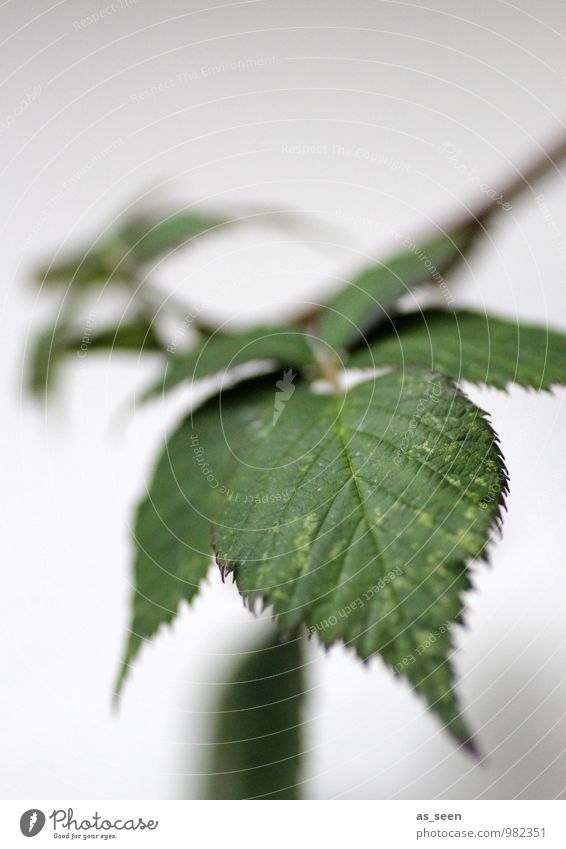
left=458, top=733, right=483, bottom=760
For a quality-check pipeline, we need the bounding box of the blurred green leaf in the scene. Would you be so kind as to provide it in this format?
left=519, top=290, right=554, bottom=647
left=147, top=324, right=314, bottom=398
left=119, top=209, right=229, bottom=264
left=350, top=308, right=566, bottom=390
left=85, top=319, right=164, bottom=353
left=35, top=206, right=232, bottom=291
left=27, top=324, right=61, bottom=398
left=37, top=241, right=134, bottom=290
left=27, top=316, right=164, bottom=398
left=204, top=630, right=305, bottom=800
left=319, top=223, right=480, bottom=352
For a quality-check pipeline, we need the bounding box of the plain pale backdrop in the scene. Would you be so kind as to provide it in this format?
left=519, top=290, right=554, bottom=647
left=2, top=0, right=566, bottom=799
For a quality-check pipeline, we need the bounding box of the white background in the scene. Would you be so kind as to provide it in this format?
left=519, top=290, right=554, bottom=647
left=2, top=0, right=566, bottom=800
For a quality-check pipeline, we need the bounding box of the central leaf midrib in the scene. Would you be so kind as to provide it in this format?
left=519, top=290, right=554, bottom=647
left=332, top=394, right=406, bottom=623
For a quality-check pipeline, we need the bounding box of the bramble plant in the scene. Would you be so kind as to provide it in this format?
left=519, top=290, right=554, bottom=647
left=28, top=132, right=566, bottom=798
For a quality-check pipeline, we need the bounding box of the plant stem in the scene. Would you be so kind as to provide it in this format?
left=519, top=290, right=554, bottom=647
left=294, top=123, right=566, bottom=331
left=455, top=124, right=566, bottom=228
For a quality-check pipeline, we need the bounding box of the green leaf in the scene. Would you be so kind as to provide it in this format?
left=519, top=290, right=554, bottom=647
left=214, top=369, right=508, bottom=746
left=350, top=309, right=566, bottom=390
left=83, top=319, right=165, bottom=353
left=27, top=318, right=164, bottom=398
left=36, top=242, right=134, bottom=290
left=318, top=224, right=480, bottom=352
left=147, top=325, right=314, bottom=397
left=116, top=376, right=280, bottom=696
left=27, top=324, right=61, bottom=397
left=204, top=629, right=305, bottom=799
left=119, top=209, right=229, bottom=265
left=35, top=207, right=231, bottom=289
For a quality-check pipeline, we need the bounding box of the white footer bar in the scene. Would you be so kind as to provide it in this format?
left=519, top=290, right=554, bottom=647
left=1, top=799, right=565, bottom=848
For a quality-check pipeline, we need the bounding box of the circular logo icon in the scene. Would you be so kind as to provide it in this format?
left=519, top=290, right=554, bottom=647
left=19, top=810, right=46, bottom=837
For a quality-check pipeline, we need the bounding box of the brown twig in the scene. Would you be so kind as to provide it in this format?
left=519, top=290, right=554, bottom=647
left=459, top=124, right=566, bottom=227
left=295, top=124, right=566, bottom=332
